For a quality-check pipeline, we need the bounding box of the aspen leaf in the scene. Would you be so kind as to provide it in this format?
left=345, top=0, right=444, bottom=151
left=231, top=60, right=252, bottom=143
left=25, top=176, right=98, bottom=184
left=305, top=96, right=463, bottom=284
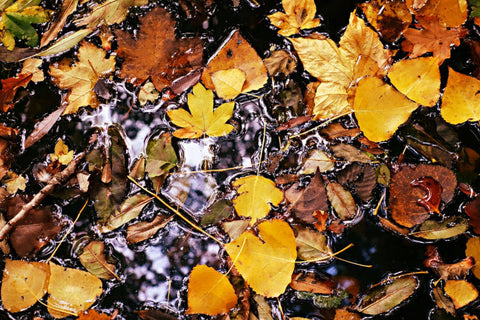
left=210, top=68, right=246, bottom=100
left=1, top=259, right=49, bottom=313
left=388, top=57, right=440, bottom=107
left=225, top=219, right=297, bottom=297
left=186, top=265, right=237, bottom=315
left=232, top=175, right=283, bottom=224
left=444, top=280, right=479, bottom=309
left=353, top=76, right=419, bottom=142
left=300, top=149, right=335, bottom=174
left=167, top=83, right=234, bottom=139
left=466, top=237, right=480, bottom=280
left=268, top=0, right=320, bottom=36
left=294, top=225, right=332, bottom=261
left=441, top=68, right=480, bottom=125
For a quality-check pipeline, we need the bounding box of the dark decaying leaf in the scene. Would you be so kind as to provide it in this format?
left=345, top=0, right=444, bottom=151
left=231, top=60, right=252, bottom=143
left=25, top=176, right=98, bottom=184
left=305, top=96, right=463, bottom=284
left=200, top=198, right=234, bottom=226
left=406, top=137, right=456, bottom=168
left=355, top=275, right=419, bottom=315
left=409, top=216, right=469, bottom=240
left=465, top=196, right=480, bottom=235
left=0, top=125, right=18, bottom=181
left=24, top=105, right=66, bottom=148
left=337, top=163, right=376, bottom=202
left=424, top=246, right=473, bottom=280
left=433, top=285, right=456, bottom=315
left=145, top=132, right=178, bottom=192
left=136, top=309, right=178, bottom=320
left=289, top=272, right=334, bottom=294
left=100, top=194, right=153, bottom=233
left=294, top=225, right=332, bottom=262
left=126, top=214, right=174, bottom=244
left=326, top=181, right=358, bottom=221
left=79, top=240, right=119, bottom=280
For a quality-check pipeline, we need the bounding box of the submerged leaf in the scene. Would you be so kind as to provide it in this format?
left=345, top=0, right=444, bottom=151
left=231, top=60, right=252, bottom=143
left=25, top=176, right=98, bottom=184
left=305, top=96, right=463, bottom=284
left=294, top=225, right=332, bottom=261
left=100, top=194, right=153, bottom=232
left=126, top=214, right=173, bottom=244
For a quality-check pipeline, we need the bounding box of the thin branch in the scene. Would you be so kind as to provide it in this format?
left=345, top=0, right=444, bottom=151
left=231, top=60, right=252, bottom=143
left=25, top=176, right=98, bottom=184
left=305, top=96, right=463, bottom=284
left=0, top=152, right=86, bottom=241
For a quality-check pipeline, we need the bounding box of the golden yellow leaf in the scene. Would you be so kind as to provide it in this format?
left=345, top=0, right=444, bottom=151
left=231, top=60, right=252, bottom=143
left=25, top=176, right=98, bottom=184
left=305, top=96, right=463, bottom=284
left=210, top=68, right=246, bottom=100
left=167, top=83, right=234, bottom=139
left=138, top=81, right=159, bottom=106
left=1, top=259, right=49, bottom=313
left=50, top=139, right=74, bottom=165
left=3, top=171, right=27, bottom=194
left=47, top=262, right=103, bottom=318
left=444, top=280, right=478, bottom=309
left=388, top=57, right=440, bottom=107
left=186, top=265, right=237, bottom=315
left=225, top=219, right=297, bottom=297
left=405, top=0, right=468, bottom=27
left=465, top=237, right=480, bottom=280
left=289, top=11, right=390, bottom=120
left=353, top=76, right=419, bottom=142
left=232, top=175, right=283, bottom=224
left=49, top=41, right=116, bottom=115
left=268, top=0, right=320, bottom=36
left=441, top=68, right=480, bottom=125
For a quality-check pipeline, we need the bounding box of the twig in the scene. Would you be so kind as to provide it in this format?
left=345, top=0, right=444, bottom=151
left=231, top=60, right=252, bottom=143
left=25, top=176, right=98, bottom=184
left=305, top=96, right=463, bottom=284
left=0, top=151, right=86, bottom=241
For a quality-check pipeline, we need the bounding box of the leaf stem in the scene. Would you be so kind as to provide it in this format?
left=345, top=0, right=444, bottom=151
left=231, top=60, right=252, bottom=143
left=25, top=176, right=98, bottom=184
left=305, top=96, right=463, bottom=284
left=288, top=111, right=354, bottom=140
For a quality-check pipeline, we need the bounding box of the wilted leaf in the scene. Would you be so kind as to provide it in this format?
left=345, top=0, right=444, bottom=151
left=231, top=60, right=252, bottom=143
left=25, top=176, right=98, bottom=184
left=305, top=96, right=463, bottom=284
left=225, top=219, right=297, bottom=297
left=410, top=216, right=469, bottom=240
left=49, top=41, right=116, bottom=114
left=326, top=181, right=357, bottom=221
left=268, top=0, right=320, bottom=36
left=232, top=175, right=283, bottom=224
left=186, top=265, right=237, bottom=315
left=79, top=240, right=119, bottom=280
left=167, top=83, right=234, bottom=139
left=337, top=163, right=376, bottom=202
left=40, top=0, right=78, bottom=47
left=424, top=246, right=474, bottom=280
left=356, top=275, right=419, bottom=315
left=264, top=49, right=297, bottom=77
left=300, top=149, right=335, bottom=174
left=331, top=143, right=373, bottom=163
left=444, top=280, right=479, bottom=309
left=1, top=259, right=49, bottom=313
left=116, top=7, right=203, bottom=91
left=76, top=0, right=148, bottom=27
left=294, top=225, right=332, bottom=261
left=100, top=194, right=153, bottom=232
left=290, top=272, right=333, bottom=294
left=466, top=237, right=480, bottom=279
left=126, top=214, right=173, bottom=244
left=201, top=199, right=235, bottom=226
left=0, top=125, right=17, bottom=180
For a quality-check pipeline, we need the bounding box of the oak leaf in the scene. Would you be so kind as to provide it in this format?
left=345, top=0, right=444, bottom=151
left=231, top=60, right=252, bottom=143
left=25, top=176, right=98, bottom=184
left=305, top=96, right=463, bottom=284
left=49, top=41, right=115, bottom=114
left=76, top=0, right=148, bottom=27
left=116, top=7, right=203, bottom=91
left=186, top=265, right=237, bottom=315
left=167, top=83, right=234, bottom=138
left=232, top=175, right=283, bottom=224
left=268, top=0, right=320, bottom=36
left=225, top=219, right=297, bottom=297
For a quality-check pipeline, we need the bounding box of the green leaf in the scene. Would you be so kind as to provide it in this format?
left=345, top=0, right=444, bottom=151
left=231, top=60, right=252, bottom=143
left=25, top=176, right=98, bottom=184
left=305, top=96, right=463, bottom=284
left=296, top=290, right=349, bottom=309
left=145, top=132, right=177, bottom=178
left=200, top=199, right=234, bottom=226
left=100, top=194, right=153, bottom=233
left=78, top=240, right=119, bottom=280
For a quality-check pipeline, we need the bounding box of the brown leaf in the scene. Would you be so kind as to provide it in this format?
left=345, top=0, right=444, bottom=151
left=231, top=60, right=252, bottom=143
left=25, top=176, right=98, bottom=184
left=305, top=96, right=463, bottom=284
left=264, top=49, right=297, bottom=77
left=411, top=176, right=442, bottom=214
left=40, top=0, right=78, bottom=47
left=337, top=163, right=376, bottom=202
left=289, top=272, right=334, bottom=294
left=433, top=285, right=456, bottom=315
left=424, top=246, right=474, bottom=280
left=126, top=214, right=174, bottom=244
left=465, top=196, right=480, bottom=235
left=24, top=105, right=66, bottom=149
left=0, top=74, right=33, bottom=112
left=312, top=210, right=328, bottom=232
left=116, top=7, right=203, bottom=91
left=136, top=310, right=177, bottom=320
left=0, top=126, right=18, bottom=181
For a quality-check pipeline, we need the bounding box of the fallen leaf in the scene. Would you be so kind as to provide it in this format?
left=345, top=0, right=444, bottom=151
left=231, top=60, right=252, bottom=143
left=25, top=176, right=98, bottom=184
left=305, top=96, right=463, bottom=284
left=116, top=7, right=203, bottom=91
left=433, top=285, right=456, bottom=315
left=1, top=259, right=50, bottom=313
left=36, top=29, right=93, bottom=58
left=77, top=310, right=111, bottom=320
left=136, top=309, right=178, bottom=320
left=424, top=246, right=474, bottom=280
left=138, top=82, right=159, bottom=106
left=294, top=225, right=332, bottom=261
left=411, top=176, right=442, bottom=214
left=40, top=0, right=78, bottom=47
left=145, top=132, right=177, bottom=191
left=222, top=219, right=249, bottom=240
left=300, top=149, right=335, bottom=174
left=49, top=41, right=116, bottom=114
left=0, top=125, right=17, bottom=180
left=76, top=0, right=148, bottom=27
left=326, top=181, right=357, bottom=221
left=167, top=83, right=235, bottom=139
left=50, top=139, right=74, bottom=165
left=290, top=272, right=333, bottom=294
left=100, top=194, right=153, bottom=232
left=24, top=105, right=66, bottom=148
left=312, top=210, right=328, bottom=232
left=466, top=237, right=480, bottom=279
left=444, top=280, right=479, bottom=309
left=253, top=294, right=273, bottom=320
left=126, top=214, right=174, bottom=244
left=201, top=30, right=268, bottom=95
left=388, top=57, right=441, bottom=107
left=201, top=198, right=235, bottom=226
left=210, top=68, right=246, bottom=100
left=331, top=143, right=373, bottom=163
left=79, top=240, right=119, bottom=280
left=441, top=68, right=480, bottom=125
left=186, top=265, right=237, bottom=315
left=268, top=0, right=320, bottom=36
left=264, top=49, right=297, bottom=77
left=337, top=163, right=376, bottom=202
left=20, top=58, right=44, bottom=82
left=405, top=0, right=468, bottom=27
left=410, top=216, right=469, bottom=240
left=334, top=308, right=362, bottom=320
left=0, top=73, right=33, bottom=112
left=225, top=219, right=297, bottom=297
left=2, top=171, right=27, bottom=194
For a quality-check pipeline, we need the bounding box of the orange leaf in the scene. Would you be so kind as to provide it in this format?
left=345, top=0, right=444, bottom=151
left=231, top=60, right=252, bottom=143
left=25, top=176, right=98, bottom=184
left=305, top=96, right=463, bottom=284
left=444, top=280, right=479, bottom=309
left=268, top=0, right=320, bottom=36
left=405, top=0, right=468, bottom=27
left=0, top=73, right=33, bottom=112
left=77, top=310, right=111, bottom=320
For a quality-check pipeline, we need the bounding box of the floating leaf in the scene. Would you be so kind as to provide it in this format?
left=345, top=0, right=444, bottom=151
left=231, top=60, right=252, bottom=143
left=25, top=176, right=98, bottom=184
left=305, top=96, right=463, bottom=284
left=40, top=0, right=78, bottom=47
left=100, top=194, right=153, bottom=232
left=186, top=265, right=237, bottom=315
left=290, top=272, right=333, bottom=294
left=24, top=105, right=66, bottom=148
left=126, top=214, right=173, bottom=244
left=331, top=143, right=373, bottom=163
left=20, top=58, right=43, bottom=82
left=253, top=294, right=274, bottom=320
left=300, top=149, right=335, bottom=174
left=337, top=163, right=376, bottom=202
left=77, top=310, right=111, bottom=320
left=268, top=0, right=320, bottom=36
left=138, top=82, right=159, bottom=106
left=294, top=225, right=332, bottom=262
left=232, top=175, right=283, bottom=224
left=78, top=240, right=119, bottom=280
left=444, top=280, right=479, bottom=309
left=465, top=237, right=480, bottom=279
left=76, top=0, right=148, bottom=27
left=145, top=132, right=177, bottom=192
left=0, top=73, right=32, bottom=112
left=356, top=275, right=419, bottom=315
left=36, top=29, right=93, bottom=57
left=222, top=220, right=250, bottom=241
left=167, top=83, right=234, bottom=139
left=225, top=219, right=297, bottom=297
left=201, top=199, right=235, bottom=226
left=210, top=68, right=246, bottom=100
left=410, top=216, right=469, bottom=240
left=50, top=139, right=74, bottom=165
left=2, top=171, right=26, bottom=194
left=264, top=49, right=297, bottom=77
left=326, top=181, right=357, bottom=221
left=405, top=0, right=468, bottom=27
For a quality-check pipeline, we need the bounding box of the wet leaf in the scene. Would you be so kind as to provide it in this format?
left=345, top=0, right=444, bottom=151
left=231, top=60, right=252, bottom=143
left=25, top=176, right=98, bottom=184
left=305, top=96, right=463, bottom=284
left=465, top=237, right=480, bottom=279
left=201, top=199, right=234, bottom=226
left=167, top=83, right=234, bottom=139
left=100, top=194, right=153, bottom=232
left=264, top=49, right=297, bottom=77
left=50, top=139, right=74, bottom=165
left=116, top=7, right=203, bottom=91
left=331, top=143, right=373, bottom=163
left=268, top=0, right=320, bottom=36
left=225, top=219, right=297, bottom=297
left=25, top=105, right=66, bottom=148
left=79, top=240, right=119, bottom=280
left=294, top=225, right=332, bottom=261
left=210, top=68, right=245, bottom=100
left=232, top=175, right=283, bottom=224
left=138, top=82, right=159, bottom=106
left=424, top=246, right=474, bottom=280
left=337, top=163, right=376, bottom=202
left=222, top=219, right=249, bottom=241
left=40, top=0, right=78, bottom=47
left=433, top=285, right=456, bottom=315
left=300, top=149, right=335, bottom=174
left=410, top=216, right=469, bottom=240
left=0, top=125, right=17, bottom=180
left=356, top=275, right=419, bottom=315
left=405, top=0, right=468, bottom=27
left=444, top=280, right=479, bottom=309
left=1, top=259, right=49, bottom=313
left=47, top=262, right=103, bottom=318
left=20, top=58, right=43, bottom=82
left=0, top=73, right=32, bottom=112
left=76, top=0, right=148, bottom=27
left=326, top=181, right=357, bottom=221
left=126, top=214, right=173, bottom=244
left=36, top=29, right=93, bottom=57
left=290, top=272, right=333, bottom=294
left=136, top=310, right=178, bottom=320
left=145, top=132, right=177, bottom=192
left=77, top=310, right=111, bottom=320
left=312, top=210, right=328, bottom=232
left=2, top=171, right=26, bottom=194
left=253, top=294, right=273, bottom=320
left=411, top=176, right=442, bottom=214
left=49, top=41, right=116, bottom=114
left=186, top=265, right=237, bottom=315
left=296, top=290, right=349, bottom=309
left=334, top=308, right=362, bottom=320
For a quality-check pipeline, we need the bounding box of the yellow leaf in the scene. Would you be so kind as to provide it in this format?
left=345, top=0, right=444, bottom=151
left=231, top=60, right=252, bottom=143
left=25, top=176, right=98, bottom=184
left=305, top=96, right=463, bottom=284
left=167, top=83, right=234, bottom=139
left=405, top=0, right=468, bottom=28
left=444, top=280, right=478, bottom=309
left=50, top=139, right=74, bottom=165
left=268, top=0, right=320, bottom=36
left=1, top=259, right=49, bottom=313
left=3, top=171, right=27, bottom=194
left=49, top=41, right=116, bottom=115
left=225, top=219, right=297, bottom=297
left=353, top=77, right=419, bottom=142
left=47, top=262, right=103, bottom=318
left=465, top=237, right=480, bottom=280
left=441, top=68, right=480, bottom=125
left=210, top=68, right=246, bottom=100
left=232, top=175, right=283, bottom=224
left=388, top=57, right=440, bottom=107
left=21, top=58, right=44, bottom=83
left=75, top=0, right=148, bottom=27
left=138, top=81, right=159, bottom=106
left=186, top=265, right=237, bottom=315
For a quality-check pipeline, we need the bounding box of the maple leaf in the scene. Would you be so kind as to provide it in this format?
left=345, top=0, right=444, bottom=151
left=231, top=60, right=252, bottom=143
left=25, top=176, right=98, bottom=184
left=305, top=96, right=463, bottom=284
left=76, top=0, right=148, bottom=27
left=402, top=16, right=467, bottom=64
left=116, top=7, right=203, bottom=91
left=268, top=0, right=320, bottom=36
left=49, top=41, right=116, bottom=114
left=167, top=83, right=234, bottom=139
left=405, top=0, right=468, bottom=28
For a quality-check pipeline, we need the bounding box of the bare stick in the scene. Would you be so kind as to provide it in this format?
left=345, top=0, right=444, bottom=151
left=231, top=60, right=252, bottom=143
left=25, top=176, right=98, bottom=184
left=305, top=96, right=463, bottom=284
left=0, top=151, right=86, bottom=241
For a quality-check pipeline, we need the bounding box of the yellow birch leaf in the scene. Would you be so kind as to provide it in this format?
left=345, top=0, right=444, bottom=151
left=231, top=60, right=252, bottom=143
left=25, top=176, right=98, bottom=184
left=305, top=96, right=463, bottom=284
left=50, top=139, right=74, bottom=165
left=441, top=68, right=480, bottom=125
left=49, top=41, right=116, bottom=115
left=47, top=262, right=103, bottom=318
left=388, top=57, right=440, bottom=107
left=186, top=265, right=237, bottom=315
left=210, top=68, right=246, bottom=100
left=354, top=77, right=419, bottom=142
left=167, top=83, right=234, bottom=139
left=444, top=280, right=479, bottom=309
left=466, top=237, right=480, bottom=280
left=232, top=175, right=283, bottom=225
left=268, top=0, right=320, bottom=36
left=225, top=219, right=297, bottom=297
left=1, top=259, right=49, bottom=313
